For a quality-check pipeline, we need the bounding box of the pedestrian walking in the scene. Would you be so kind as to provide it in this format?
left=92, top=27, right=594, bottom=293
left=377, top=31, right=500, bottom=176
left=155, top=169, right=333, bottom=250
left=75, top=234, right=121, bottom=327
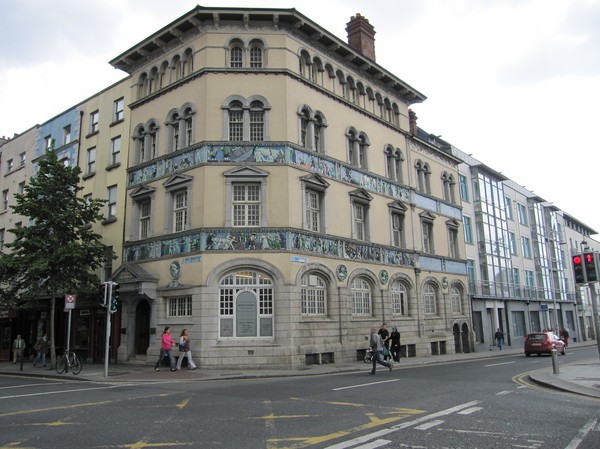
left=378, top=323, right=391, bottom=360
left=154, top=327, right=176, bottom=372
left=560, top=328, right=570, bottom=347
left=176, top=329, right=197, bottom=370
left=494, top=328, right=504, bottom=351
left=390, top=326, right=401, bottom=363
left=32, top=334, right=49, bottom=367
left=369, top=327, right=393, bottom=375
left=12, top=334, right=26, bottom=364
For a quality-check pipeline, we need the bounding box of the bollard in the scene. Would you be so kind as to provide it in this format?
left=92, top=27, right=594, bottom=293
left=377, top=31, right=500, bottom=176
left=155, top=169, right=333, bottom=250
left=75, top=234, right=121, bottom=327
left=551, top=348, right=559, bottom=374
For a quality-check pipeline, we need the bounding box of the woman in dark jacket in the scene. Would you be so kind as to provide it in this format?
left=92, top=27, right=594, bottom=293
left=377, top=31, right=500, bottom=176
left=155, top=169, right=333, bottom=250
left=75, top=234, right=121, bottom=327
left=390, top=326, right=401, bottom=363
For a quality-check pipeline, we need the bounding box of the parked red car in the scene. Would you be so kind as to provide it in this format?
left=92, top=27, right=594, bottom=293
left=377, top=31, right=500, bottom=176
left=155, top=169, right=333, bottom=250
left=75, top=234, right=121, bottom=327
left=524, top=332, right=566, bottom=357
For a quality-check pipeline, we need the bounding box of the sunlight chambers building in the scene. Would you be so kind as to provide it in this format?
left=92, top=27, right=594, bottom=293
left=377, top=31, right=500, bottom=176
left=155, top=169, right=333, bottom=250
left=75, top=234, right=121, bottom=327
left=103, top=6, right=470, bottom=368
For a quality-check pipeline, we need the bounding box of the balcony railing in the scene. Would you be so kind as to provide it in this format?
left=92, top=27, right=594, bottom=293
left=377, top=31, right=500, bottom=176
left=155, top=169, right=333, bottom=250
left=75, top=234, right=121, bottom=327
left=468, top=281, right=576, bottom=302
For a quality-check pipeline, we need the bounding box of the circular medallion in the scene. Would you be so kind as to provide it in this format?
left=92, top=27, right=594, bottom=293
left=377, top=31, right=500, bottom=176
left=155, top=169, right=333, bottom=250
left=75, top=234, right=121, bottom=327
left=170, top=261, right=181, bottom=280
left=379, top=269, right=389, bottom=285
left=336, top=264, right=348, bottom=281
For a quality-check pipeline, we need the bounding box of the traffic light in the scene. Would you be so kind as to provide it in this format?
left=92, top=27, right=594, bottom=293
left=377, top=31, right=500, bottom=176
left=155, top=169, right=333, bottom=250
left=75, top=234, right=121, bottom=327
left=100, top=283, right=108, bottom=306
left=584, top=252, right=598, bottom=283
left=110, top=282, right=119, bottom=313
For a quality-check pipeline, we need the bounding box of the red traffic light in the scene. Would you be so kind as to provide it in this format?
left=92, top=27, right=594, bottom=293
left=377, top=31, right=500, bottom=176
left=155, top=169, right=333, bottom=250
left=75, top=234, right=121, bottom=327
left=573, top=255, right=582, bottom=265
left=573, top=254, right=586, bottom=285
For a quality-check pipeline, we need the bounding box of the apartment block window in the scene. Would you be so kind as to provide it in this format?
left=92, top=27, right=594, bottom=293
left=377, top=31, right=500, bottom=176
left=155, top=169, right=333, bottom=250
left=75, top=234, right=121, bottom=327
left=459, top=174, right=469, bottom=202
left=169, top=112, right=180, bottom=151
left=391, top=281, right=407, bottom=315
left=463, top=216, right=474, bottom=244
left=19, top=152, right=26, bottom=167
left=86, top=147, right=96, bottom=175
left=62, top=125, right=71, bottom=145
left=350, top=189, right=372, bottom=242
left=18, top=182, right=25, bottom=195
left=44, top=135, right=53, bottom=150
left=467, top=259, right=476, bottom=285
left=508, top=231, right=517, bottom=255
left=451, top=286, right=462, bottom=314
left=306, top=190, right=321, bottom=232
left=521, top=236, right=532, bottom=259
left=302, top=174, right=328, bottom=233
left=346, top=129, right=369, bottom=169
left=111, top=136, right=121, bottom=166
left=173, top=190, right=188, bottom=232
left=513, top=268, right=520, bottom=295
left=113, top=97, right=124, bottom=122
left=167, top=296, right=192, bottom=317
left=415, top=160, right=431, bottom=194
left=148, top=124, right=158, bottom=159
left=448, top=225, right=459, bottom=258
left=517, top=203, right=528, bottom=226
left=2, top=189, right=9, bottom=211
left=423, top=283, right=437, bottom=315
left=139, top=198, right=151, bottom=239
left=391, top=212, right=405, bottom=248
left=525, top=270, right=535, bottom=294
left=351, top=277, right=372, bottom=316
left=6, top=159, right=13, bottom=173
left=301, top=273, right=327, bottom=316
left=90, top=110, right=99, bottom=134
left=0, top=228, right=4, bottom=251
left=505, top=196, right=513, bottom=220
left=233, top=183, right=260, bottom=227
left=300, top=109, right=309, bottom=148
left=106, top=185, right=117, bottom=219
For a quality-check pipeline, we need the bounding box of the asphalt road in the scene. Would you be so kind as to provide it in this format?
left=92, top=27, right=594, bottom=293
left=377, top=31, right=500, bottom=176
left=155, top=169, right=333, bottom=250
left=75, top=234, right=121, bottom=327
left=1, top=346, right=598, bottom=449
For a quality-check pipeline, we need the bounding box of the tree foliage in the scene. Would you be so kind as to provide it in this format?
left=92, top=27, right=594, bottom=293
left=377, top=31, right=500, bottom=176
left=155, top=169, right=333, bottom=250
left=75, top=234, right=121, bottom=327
left=0, top=148, right=113, bottom=366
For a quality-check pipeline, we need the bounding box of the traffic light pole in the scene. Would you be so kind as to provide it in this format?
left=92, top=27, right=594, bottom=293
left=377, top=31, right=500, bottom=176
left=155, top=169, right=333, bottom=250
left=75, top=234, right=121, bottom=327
left=104, top=281, right=113, bottom=378
left=590, top=284, right=600, bottom=363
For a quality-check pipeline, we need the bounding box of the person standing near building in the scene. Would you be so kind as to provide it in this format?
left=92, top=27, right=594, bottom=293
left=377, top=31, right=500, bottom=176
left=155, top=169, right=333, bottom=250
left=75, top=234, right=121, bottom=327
left=560, top=328, right=570, bottom=347
left=390, top=326, right=401, bottom=363
left=154, top=327, right=176, bottom=372
left=495, top=328, right=504, bottom=351
left=176, top=328, right=197, bottom=370
left=32, top=334, right=49, bottom=367
left=378, top=323, right=391, bottom=360
left=12, top=334, right=26, bottom=364
left=369, top=327, right=393, bottom=375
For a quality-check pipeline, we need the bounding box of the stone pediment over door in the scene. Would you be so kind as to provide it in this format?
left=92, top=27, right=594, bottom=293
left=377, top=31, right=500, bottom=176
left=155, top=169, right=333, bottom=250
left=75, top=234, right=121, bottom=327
left=111, top=263, right=159, bottom=300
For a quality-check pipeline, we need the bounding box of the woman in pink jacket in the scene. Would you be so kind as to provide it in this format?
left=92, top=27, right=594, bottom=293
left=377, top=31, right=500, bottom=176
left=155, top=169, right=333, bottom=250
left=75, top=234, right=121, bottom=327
left=154, top=327, right=176, bottom=372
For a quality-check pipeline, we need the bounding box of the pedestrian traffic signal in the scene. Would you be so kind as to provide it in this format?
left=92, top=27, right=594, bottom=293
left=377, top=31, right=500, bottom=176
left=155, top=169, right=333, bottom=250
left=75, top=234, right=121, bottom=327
left=110, top=282, right=119, bottom=313
left=100, top=283, right=108, bottom=306
left=572, top=254, right=585, bottom=284
left=583, top=252, right=598, bottom=283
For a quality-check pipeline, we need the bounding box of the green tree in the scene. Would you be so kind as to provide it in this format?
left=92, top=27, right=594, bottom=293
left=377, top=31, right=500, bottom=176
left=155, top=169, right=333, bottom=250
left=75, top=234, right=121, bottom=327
left=0, top=148, right=112, bottom=368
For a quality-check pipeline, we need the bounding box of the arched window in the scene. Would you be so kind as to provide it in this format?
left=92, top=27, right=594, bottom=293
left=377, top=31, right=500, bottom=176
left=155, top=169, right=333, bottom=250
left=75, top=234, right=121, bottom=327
left=351, top=277, right=372, bottom=316
left=134, top=126, right=146, bottom=164
left=181, top=48, right=193, bottom=77
left=230, top=43, right=243, bottom=68
left=227, top=100, right=244, bottom=141
left=415, top=160, right=431, bottom=194
left=357, top=133, right=369, bottom=169
left=182, top=107, right=194, bottom=148
left=168, top=112, right=180, bottom=152
left=451, top=285, right=462, bottom=314
left=249, top=100, right=265, bottom=141
left=172, top=55, right=182, bottom=81
left=137, top=73, right=148, bottom=100
left=423, top=283, right=437, bottom=315
left=391, top=281, right=408, bottom=315
left=249, top=42, right=263, bottom=68
left=219, top=270, right=274, bottom=338
left=299, top=108, right=310, bottom=148
left=314, top=113, right=324, bottom=153
left=442, top=172, right=456, bottom=203
left=301, top=273, right=327, bottom=316
left=148, top=122, right=159, bottom=160
left=385, top=145, right=403, bottom=183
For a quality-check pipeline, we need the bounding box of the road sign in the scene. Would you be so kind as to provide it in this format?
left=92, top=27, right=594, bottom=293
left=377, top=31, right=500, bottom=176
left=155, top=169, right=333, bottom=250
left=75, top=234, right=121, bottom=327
left=65, top=294, right=76, bottom=309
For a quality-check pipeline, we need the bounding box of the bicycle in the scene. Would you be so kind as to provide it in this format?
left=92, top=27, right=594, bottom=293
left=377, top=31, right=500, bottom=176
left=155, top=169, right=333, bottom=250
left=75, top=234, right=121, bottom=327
left=56, top=346, right=83, bottom=375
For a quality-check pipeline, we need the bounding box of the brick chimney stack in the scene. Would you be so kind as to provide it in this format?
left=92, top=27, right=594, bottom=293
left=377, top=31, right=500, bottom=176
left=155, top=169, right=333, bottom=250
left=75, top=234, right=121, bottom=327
left=409, top=110, right=418, bottom=135
left=346, top=13, right=376, bottom=61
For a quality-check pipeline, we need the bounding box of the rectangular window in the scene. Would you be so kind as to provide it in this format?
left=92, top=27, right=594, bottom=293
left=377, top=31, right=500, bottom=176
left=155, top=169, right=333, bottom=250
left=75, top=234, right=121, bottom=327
left=111, top=136, right=121, bottom=165
left=512, top=268, right=520, bottom=295
left=19, top=152, right=26, bottom=167
left=463, top=216, right=473, bottom=244
left=18, top=182, right=25, bottom=195
left=508, top=231, right=517, bottom=255
left=229, top=110, right=243, bottom=141
left=467, top=259, right=476, bottom=285
left=139, top=199, right=151, bottom=239
left=6, top=159, right=13, bottom=173
left=173, top=190, right=188, bottom=232
left=63, top=125, right=71, bottom=145
left=167, top=296, right=192, bottom=317
left=422, top=221, right=434, bottom=254
left=2, top=190, right=8, bottom=211
left=113, top=97, right=124, bottom=122
left=250, top=47, right=263, bottom=68
left=86, top=147, right=96, bottom=175
left=459, top=174, right=469, bottom=202
left=448, top=228, right=459, bottom=258
left=505, top=196, right=513, bottom=220
left=90, top=110, right=99, bottom=134
left=233, top=184, right=260, bottom=227
left=517, top=203, right=528, bottom=226
left=44, top=135, right=53, bottom=150
left=525, top=269, right=535, bottom=297
left=353, top=203, right=366, bottom=241
left=391, top=213, right=405, bottom=247
left=305, top=190, right=321, bottom=232
left=521, top=236, right=532, bottom=259
left=107, top=185, right=117, bottom=219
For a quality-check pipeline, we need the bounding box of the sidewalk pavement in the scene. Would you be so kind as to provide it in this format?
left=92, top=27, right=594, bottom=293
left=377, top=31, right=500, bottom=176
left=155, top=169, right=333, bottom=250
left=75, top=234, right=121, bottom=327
left=2, top=341, right=599, bottom=399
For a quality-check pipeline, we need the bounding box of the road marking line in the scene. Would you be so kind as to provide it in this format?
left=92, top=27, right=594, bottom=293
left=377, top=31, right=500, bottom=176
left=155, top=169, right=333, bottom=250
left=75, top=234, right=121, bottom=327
left=484, top=361, right=515, bottom=367
left=353, top=439, right=391, bottom=449
left=496, top=390, right=512, bottom=395
left=564, top=418, right=598, bottom=449
left=333, top=379, right=400, bottom=391
left=415, top=419, right=444, bottom=430
left=457, top=407, right=482, bottom=415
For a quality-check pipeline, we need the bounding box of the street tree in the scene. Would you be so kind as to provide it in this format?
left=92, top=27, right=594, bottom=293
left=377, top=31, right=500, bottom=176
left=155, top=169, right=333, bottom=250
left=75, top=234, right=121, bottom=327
left=0, top=148, right=113, bottom=368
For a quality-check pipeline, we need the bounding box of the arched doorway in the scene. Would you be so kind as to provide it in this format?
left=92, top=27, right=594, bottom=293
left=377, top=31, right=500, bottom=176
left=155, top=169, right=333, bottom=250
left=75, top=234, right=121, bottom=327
left=453, top=323, right=462, bottom=353
left=135, top=300, right=151, bottom=355
left=461, top=322, right=471, bottom=353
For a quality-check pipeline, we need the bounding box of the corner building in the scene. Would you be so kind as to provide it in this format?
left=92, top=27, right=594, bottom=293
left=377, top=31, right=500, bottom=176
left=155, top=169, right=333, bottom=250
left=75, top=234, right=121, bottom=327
left=111, top=7, right=470, bottom=368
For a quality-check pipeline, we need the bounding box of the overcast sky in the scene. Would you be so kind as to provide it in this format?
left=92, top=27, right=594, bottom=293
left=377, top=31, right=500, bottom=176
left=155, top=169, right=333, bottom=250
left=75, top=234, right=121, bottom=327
left=1, top=0, right=599, bottom=236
